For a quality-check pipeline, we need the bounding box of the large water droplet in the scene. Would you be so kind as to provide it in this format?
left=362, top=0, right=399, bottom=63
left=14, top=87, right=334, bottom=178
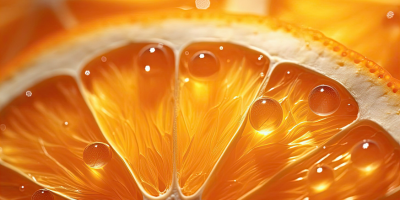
left=189, top=51, right=220, bottom=78
left=83, top=142, right=112, bottom=169
left=249, top=97, right=283, bottom=133
left=308, top=164, right=334, bottom=192
left=308, top=85, right=340, bottom=116
left=351, top=140, right=383, bottom=172
left=31, top=189, right=54, bottom=200
left=138, top=45, right=169, bottom=76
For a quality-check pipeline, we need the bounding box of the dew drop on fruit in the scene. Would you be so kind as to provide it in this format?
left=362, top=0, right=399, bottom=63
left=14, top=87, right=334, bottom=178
left=31, top=189, right=54, bottom=200
left=84, top=70, right=90, bottom=76
left=138, top=45, right=169, bottom=75
left=189, top=51, right=220, bottom=78
left=26, top=91, right=32, bottom=97
left=255, top=55, right=266, bottom=66
left=387, top=11, right=394, bottom=19
left=249, top=97, right=283, bottom=133
left=19, top=185, right=25, bottom=192
left=308, top=85, right=340, bottom=116
left=0, top=124, right=5, bottom=131
left=351, top=140, right=383, bottom=172
left=307, top=164, right=334, bottom=192
left=83, top=142, right=112, bottom=169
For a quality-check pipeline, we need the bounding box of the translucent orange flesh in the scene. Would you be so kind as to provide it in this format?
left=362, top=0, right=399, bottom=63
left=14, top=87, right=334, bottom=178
left=0, top=76, right=142, bottom=200
left=1, top=42, right=400, bottom=200
left=0, top=165, right=66, bottom=200
left=251, top=122, right=400, bottom=200
left=203, top=63, right=359, bottom=200
left=81, top=43, right=175, bottom=196
left=177, top=43, right=269, bottom=195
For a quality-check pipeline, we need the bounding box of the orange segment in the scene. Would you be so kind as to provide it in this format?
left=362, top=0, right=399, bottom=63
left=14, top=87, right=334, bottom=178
left=0, top=76, right=142, bottom=199
left=177, top=43, right=269, bottom=195
left=0, top=165, right=66, bottom=200
left=80, top=43, right=175, bottom=196
left=203, top=63, right=358, bottom=200
left=249, top=122, right=400, bottom=199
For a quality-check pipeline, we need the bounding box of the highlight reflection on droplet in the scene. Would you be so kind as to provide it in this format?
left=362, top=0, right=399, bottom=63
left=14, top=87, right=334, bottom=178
left=351, top=140, right=383, bottom=172
left=83, top=142, right=112, bottom=169
left=138, top=45, right=169, bottom=75
left=308, top=85, right=341, bottom=116
left=189, top=51, right=220, bottom=78
left=308, top=164, right=334, bottom=192
left=249, top=97, right=283, bottom=133
left=31, top=189, right=54, bottom=200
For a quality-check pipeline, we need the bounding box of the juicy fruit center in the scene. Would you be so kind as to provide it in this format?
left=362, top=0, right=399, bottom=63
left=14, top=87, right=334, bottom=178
left=0, top=42, right=399, bottom=200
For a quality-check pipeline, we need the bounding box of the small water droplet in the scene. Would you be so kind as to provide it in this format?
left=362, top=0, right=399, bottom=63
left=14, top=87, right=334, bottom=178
left=255, top=55, right=266, bottom=66
left=219, top=46, right=223, bottom=50
left=19, top=185, right=25, bottom=192
left=101, top=56, right=107, bottom=62
left=308, top=164, right=334, bottom=192
left=64, top=121, right=69, bottom=126
left=308, top=85, right=341, bottom=116
left=0, top=124, right=5, bottom=131
left=26, top=91, right=32, bottom=97
left=189, top=51, right=220, bottom=78
left=138, top=45, right=170, bottom=76
left=387, top=11, right=395, bottom=19
left=31, top=189, right=54, bottom=200
left=83, top=142, right=112, bottom=169
left=185, top=51, right=189, bottom=55
left=84, top=70, right=90, bottom=76
left=351, top=140, right=383, bottom=172
left=195, top=0, right=210, bottom=9
left=260, top=72, right=264, bottom=77
left=249, top=97, right=283, bottom=133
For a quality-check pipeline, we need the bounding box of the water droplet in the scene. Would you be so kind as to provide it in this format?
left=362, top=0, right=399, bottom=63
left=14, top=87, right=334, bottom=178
left=219, top=46, right=224, bottom=50
left=255, top=55, right=266, bottom=66
left=63, top=121, right=69, bottom=126
left=83, top=142, right=112, bottom=169
left=351, top=140, right=383, bottom=172
left=19, top=185, right=25, bottom=192
left=31, top=189, right=54, bottom=200
left=249, top=97, right=283, bottom=133
left=308, top=164, right=334, bottom=192
left=101, top=56, right=107, bottom=62
left=387, top=11, right=394, bottom=19
left=260, top=72, right=264, bottom=77
left=189, top=51, right=220, bottom=78
left=26, top=91, right=32, bottom=97
left=308, top=85, right=340, bottom=116
left=138, top=45, right=169, bottom=76
left=195, top=0, right=210, bottom=9
left=185, top=51, right=189, bottom=55
left=84, top=70, right=90, bottom=76
left=0, top=124, right=5, bottom=131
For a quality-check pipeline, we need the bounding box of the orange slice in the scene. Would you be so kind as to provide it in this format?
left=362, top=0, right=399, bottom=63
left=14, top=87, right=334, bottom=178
left=0, top=10, right=400, bottom=200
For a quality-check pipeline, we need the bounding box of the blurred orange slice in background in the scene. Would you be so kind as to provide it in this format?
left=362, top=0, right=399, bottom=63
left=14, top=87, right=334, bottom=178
left=0, top=1, right=400, bottom=200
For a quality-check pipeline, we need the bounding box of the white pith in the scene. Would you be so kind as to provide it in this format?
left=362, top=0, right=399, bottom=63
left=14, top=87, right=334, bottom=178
left=0, top=17, right=399, bottom=200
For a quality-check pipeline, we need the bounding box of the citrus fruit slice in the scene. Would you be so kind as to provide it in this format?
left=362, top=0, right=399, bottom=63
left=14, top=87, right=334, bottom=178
left=1, top=11, right=400, bottom=200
